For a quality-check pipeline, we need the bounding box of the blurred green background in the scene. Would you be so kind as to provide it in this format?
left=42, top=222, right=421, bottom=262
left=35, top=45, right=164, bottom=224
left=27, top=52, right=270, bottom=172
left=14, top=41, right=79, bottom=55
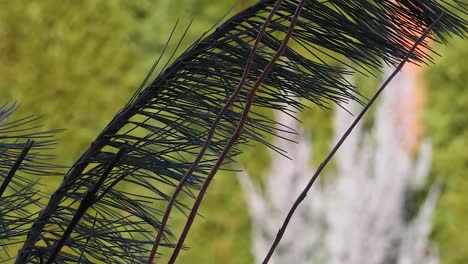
left=0, top=0, right=466, bottom=263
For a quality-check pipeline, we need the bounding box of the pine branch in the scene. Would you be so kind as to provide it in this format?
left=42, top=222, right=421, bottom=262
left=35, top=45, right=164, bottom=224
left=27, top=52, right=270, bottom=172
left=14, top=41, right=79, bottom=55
left=146, top=0, right=286, bottom=261
left=45, top=146, right=127, bottom=264
left=0, top=103, right=61, bottom=261
left=168, top=1, right=306, bottom=262
left=0, top=140, right=33, bottom=198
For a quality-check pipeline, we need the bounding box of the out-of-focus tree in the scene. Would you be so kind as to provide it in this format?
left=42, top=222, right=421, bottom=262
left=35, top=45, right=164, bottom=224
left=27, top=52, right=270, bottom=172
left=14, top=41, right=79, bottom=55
left=426, top=37, right=468, bottom=264
left=0, top=1, right=159, bottom=166
left=238, top=65, right=440, bottom=263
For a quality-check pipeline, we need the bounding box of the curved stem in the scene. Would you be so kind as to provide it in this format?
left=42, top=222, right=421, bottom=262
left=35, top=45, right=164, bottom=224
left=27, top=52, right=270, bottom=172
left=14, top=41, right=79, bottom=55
left=261, top=12, right=444, bottom=264
left=168, top=1, right=305, bottom=263
left=146, top=1, right=285, bottom=262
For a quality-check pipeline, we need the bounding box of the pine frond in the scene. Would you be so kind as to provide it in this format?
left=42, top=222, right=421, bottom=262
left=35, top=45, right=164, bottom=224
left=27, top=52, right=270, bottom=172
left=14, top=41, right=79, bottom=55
left=0, top=103, right=60, bottom=261
left=14, top=0, right=467, bottom=263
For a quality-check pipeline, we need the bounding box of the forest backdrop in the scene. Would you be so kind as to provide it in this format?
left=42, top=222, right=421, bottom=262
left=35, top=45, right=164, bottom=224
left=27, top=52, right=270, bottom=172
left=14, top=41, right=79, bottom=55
left=0, top=0, right=466, bottom=263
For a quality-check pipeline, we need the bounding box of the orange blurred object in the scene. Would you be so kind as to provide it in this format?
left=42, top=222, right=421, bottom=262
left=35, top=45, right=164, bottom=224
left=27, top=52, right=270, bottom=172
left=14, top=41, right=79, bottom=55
left=392, top=1, right=432, bottom=154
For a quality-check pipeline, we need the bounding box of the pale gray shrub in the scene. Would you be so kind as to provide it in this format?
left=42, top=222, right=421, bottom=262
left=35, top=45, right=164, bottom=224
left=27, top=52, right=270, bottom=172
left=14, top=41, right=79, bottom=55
left=238, top=66, right=439, bottom=264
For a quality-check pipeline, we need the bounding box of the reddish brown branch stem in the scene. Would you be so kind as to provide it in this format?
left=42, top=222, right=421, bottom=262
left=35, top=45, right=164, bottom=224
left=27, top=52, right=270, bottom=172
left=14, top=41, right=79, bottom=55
left=167, top=1, right=305, bottom=263
left=261, top=12, right=444, bottom=264
left=146, top=1, right=286, bottom=263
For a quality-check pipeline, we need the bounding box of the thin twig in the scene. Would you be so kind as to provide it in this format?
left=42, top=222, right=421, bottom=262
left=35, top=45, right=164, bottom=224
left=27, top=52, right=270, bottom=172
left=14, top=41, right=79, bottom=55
left=0, top=139, right=34, bottom=198
left=146, top=1, right=286, bottom=262
left=45, top=146, right=127, bottom=264
left=168, top=1, right=306, bottom=263
left=261, top=12, right=445, bottom=264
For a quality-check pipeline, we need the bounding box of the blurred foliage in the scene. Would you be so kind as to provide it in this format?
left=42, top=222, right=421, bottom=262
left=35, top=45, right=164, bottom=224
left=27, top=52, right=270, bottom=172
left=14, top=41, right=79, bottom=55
left=0, top=0, right=466, bottom=263
left=425, top=36, right=468, bottom=264
left=0, top=1, right=152, bottom=168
